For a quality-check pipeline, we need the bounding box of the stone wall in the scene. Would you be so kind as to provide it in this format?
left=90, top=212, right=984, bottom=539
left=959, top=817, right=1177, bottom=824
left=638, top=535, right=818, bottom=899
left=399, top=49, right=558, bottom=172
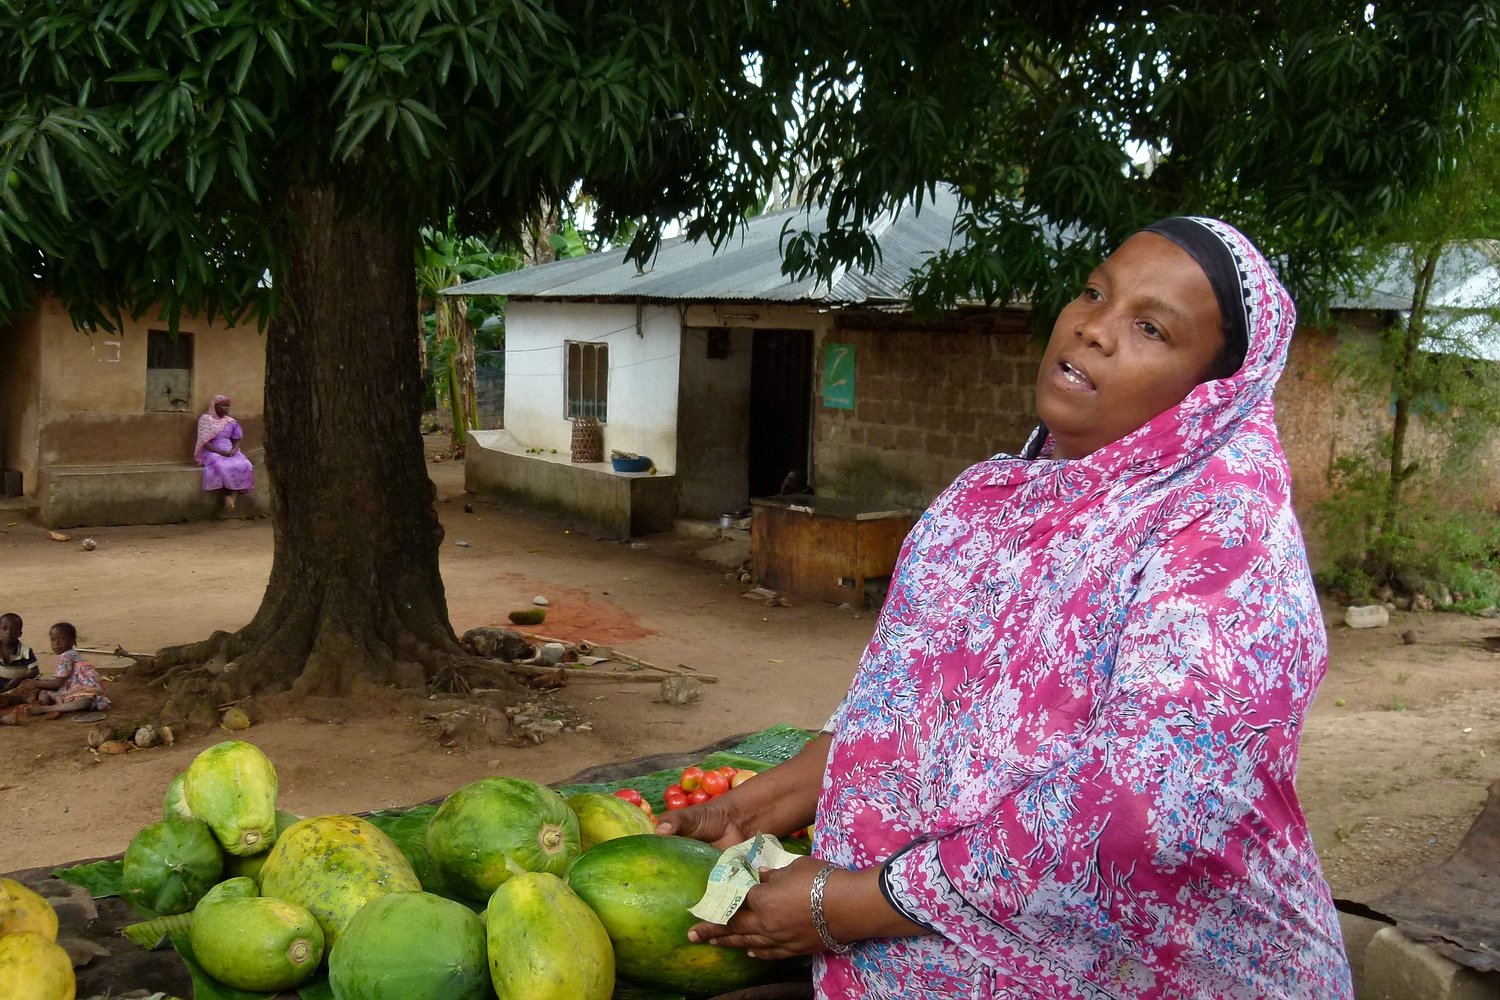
left=813, top=308, right=1044, bottom=510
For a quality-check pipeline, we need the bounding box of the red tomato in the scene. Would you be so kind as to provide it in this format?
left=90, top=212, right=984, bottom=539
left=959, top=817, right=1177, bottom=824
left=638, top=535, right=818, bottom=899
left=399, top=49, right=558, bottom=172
left=665, top=796, right=688, bottom=811
left=665, top=789, right=688, bottom=806
left=716, top=766, right=737, bottom=780
left=613, top=788, right=643, bottom=806
left=730, top=769, right=757, bottom=788
left=688, top=788, right=710, bottom=805
left=680, top=767, right=705, bottom=792
left=700, top=770, right=729, bottom=797
left=665, top=784, right=685, bottom=798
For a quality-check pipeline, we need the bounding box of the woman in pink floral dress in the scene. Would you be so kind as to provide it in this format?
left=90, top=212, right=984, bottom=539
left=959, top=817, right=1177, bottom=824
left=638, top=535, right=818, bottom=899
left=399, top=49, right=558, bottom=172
left=660, top=218, right=1352, bottom=999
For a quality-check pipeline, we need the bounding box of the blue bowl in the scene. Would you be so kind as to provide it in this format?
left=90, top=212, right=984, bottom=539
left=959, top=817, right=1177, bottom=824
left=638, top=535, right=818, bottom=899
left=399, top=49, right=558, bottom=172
left=611, top=456, right=651, bottom=473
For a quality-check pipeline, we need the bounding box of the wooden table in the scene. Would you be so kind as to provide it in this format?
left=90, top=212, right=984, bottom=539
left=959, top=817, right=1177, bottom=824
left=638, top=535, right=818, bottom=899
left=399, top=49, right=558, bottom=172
left=750, top=494, right=913, bottom=606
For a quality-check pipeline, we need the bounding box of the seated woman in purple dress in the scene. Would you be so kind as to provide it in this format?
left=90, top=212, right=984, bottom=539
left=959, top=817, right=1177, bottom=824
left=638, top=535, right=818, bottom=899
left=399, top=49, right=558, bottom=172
left=194, top=394, right=254, bottom=511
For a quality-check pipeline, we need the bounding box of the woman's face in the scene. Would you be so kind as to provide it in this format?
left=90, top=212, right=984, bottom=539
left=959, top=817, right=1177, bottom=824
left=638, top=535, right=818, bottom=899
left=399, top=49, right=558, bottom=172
left=1035, top=232, right=1227, bottom=460
left=214, top=400, right=230, bottom=418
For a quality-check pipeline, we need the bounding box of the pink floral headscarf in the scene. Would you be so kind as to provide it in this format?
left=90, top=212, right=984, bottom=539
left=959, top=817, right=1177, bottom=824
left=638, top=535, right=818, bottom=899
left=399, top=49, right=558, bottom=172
left=815, top=218, right=1351, bottom=998
left=193, top=395, right=233, bottom=464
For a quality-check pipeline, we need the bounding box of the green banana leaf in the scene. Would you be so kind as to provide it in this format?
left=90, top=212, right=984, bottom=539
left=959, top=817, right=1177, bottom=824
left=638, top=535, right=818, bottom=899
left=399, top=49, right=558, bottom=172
left=53, top=858, right=124, bottom=898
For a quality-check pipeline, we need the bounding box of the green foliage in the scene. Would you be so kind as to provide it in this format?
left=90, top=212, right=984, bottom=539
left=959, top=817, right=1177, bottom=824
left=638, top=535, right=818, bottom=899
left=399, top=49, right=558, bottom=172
left=52, top=858, right=124, bottom=898
left=416, top=224, right=513, bottom=440
left=1315, top=91, right=1500, bottom=588
left=0, top=0, right=780, bottom=330
left=4, top=2, right=1498, bottom=333
left=416, top=224, right=514, bottom=372
left=547, top=220, right=589, bottom=259
left=1316, top=451, right=1499, bottom=580
left=768, top=2, right=1500, bottom=325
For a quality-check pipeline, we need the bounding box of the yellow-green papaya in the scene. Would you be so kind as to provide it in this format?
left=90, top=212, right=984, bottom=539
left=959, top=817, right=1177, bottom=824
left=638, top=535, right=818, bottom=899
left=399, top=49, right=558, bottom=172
left=487, top=871, right=612, bottom=1000
left=258, top=815, right=420, bottom=947
left=183, top=741, right=278, bottom=856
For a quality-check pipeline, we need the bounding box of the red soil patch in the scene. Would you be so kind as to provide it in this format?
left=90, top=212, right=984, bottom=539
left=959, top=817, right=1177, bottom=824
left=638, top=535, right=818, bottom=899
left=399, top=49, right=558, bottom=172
left=468, top=572, right=653, bottom=645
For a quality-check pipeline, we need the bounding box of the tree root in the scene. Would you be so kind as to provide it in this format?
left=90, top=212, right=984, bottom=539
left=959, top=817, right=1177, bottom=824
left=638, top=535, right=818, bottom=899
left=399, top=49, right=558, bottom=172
left=145, top=592, right=528, bottom=730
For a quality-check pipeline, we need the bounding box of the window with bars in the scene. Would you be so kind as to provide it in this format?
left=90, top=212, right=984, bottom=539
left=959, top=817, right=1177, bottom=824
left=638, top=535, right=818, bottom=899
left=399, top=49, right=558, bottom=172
left=565, top=341, right=608, bottom=421
left=145, top=329, right=194, bottom=412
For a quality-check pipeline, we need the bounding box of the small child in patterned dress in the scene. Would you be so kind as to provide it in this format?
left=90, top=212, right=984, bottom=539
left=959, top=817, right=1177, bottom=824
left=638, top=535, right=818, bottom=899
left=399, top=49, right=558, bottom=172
left=23, top=623, right=109, bottom=718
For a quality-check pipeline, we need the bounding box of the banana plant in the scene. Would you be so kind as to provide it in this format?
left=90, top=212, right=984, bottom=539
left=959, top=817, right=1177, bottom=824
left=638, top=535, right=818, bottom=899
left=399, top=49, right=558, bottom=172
left=416, top=227, right=519, bottom=455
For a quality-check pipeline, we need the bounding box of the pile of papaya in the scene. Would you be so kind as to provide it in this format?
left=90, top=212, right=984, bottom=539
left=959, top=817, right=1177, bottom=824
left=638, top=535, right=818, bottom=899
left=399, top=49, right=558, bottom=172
left=99, top=739, right=796, bottom=999
left=0, top=877, right=74, bottom=999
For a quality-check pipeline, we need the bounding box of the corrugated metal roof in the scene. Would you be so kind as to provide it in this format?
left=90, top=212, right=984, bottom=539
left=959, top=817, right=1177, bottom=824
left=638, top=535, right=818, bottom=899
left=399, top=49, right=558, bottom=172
left=445, top=187, right=964, bottom=305
left=1332, top=242, right=1500, bottom=360
left=1332, top=242, right=1500, bottom=312
left=446, top=195, right=1500, bottom=346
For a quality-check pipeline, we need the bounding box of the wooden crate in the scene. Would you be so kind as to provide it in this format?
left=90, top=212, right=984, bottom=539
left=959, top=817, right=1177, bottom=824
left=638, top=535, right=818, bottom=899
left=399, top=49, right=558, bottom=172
left=750, top=495, right=912, bottom=606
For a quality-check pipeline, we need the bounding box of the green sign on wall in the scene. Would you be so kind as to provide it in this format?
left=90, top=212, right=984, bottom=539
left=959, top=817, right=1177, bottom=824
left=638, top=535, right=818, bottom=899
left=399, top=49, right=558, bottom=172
left=822, top=342, right=855, bottom=410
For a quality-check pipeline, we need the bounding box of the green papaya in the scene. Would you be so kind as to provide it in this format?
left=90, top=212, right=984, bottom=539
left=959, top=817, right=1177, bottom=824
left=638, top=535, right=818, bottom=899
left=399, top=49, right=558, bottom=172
left=487, top=870, right=613, bottom=1000
left=163, top=774, right=193, bottom=821
left=328, top=892, right=488, bottom=1000
left=198, top=876, right=259, bottom=907
left=568, top=835, right=781, bottom=995
left=121, top=817, right=224, bottom=916
left=259, top=815, right=421, bottom=947
left=189, top=879, right=323, bottom=992
left=565, top=792, right=654, bottom=851
left=223, top=810, right=300, bottom=883
left=426, top=777, right=579, bottom=900
left=183, top=741, right=278, bottom=856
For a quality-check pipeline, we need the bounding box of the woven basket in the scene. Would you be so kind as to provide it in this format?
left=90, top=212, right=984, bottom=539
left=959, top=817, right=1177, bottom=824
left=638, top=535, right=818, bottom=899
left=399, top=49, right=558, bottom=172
left=571, top=416, right=603, bottom=463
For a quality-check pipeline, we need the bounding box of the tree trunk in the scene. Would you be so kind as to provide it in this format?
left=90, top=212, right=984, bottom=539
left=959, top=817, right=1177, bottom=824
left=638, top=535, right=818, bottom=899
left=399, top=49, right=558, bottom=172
left=452, top=292, right=480, bottom=437
left=1373, top=243, right=1442, bottom=577
left=521, top=201, right=558, bottom=266
left=155, top=183, right=467, bottom=713
left=438, top=278, right=480, bottom=451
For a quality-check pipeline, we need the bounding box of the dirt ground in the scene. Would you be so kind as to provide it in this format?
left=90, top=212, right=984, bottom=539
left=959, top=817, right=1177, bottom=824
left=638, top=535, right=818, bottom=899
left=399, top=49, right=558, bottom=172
left=2, top=441, right=1499, bottom=906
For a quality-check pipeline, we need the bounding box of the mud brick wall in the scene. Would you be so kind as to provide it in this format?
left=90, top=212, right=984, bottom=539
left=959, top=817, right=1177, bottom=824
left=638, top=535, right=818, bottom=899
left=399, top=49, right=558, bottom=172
left=812, top=306, right=1500, bottom=561
left=814, top=309, right=1045, bottom=510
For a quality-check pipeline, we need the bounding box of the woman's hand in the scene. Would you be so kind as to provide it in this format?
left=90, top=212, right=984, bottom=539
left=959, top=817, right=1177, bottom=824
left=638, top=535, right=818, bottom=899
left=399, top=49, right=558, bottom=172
left=653, top=796, right=756, bottom=850
left=687, top=856, right=826, bottom=959
left=688, top=860, right=930, bottom=960
left=655, top=733, right=832, bottom=848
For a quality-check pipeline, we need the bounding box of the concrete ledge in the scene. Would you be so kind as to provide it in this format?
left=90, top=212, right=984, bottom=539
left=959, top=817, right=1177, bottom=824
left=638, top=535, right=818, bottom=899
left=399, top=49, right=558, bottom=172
left=37, top=460, right=267, bottom=528
left=1362, top=926, right=1498, bottom=1000
left=1339, top=911, right=1389, bottom=999
left=466, top=430, right=675, bottom=538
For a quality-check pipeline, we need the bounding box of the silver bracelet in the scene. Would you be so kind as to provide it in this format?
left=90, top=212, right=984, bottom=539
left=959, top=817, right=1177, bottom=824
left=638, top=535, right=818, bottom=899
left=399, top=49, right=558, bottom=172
left=810, top=863, right=853, bottom=953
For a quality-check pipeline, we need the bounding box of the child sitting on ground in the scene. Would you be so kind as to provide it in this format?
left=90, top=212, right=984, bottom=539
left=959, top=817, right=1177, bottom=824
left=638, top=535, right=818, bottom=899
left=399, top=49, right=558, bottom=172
left=0, top=623, right=109, bottom=723
left=0, top=612, right=39, bottom=709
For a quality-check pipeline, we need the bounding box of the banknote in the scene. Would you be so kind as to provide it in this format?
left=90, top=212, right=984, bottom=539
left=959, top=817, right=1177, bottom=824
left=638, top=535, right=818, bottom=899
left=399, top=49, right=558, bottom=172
left=687, top=832, right=801, bottom=924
